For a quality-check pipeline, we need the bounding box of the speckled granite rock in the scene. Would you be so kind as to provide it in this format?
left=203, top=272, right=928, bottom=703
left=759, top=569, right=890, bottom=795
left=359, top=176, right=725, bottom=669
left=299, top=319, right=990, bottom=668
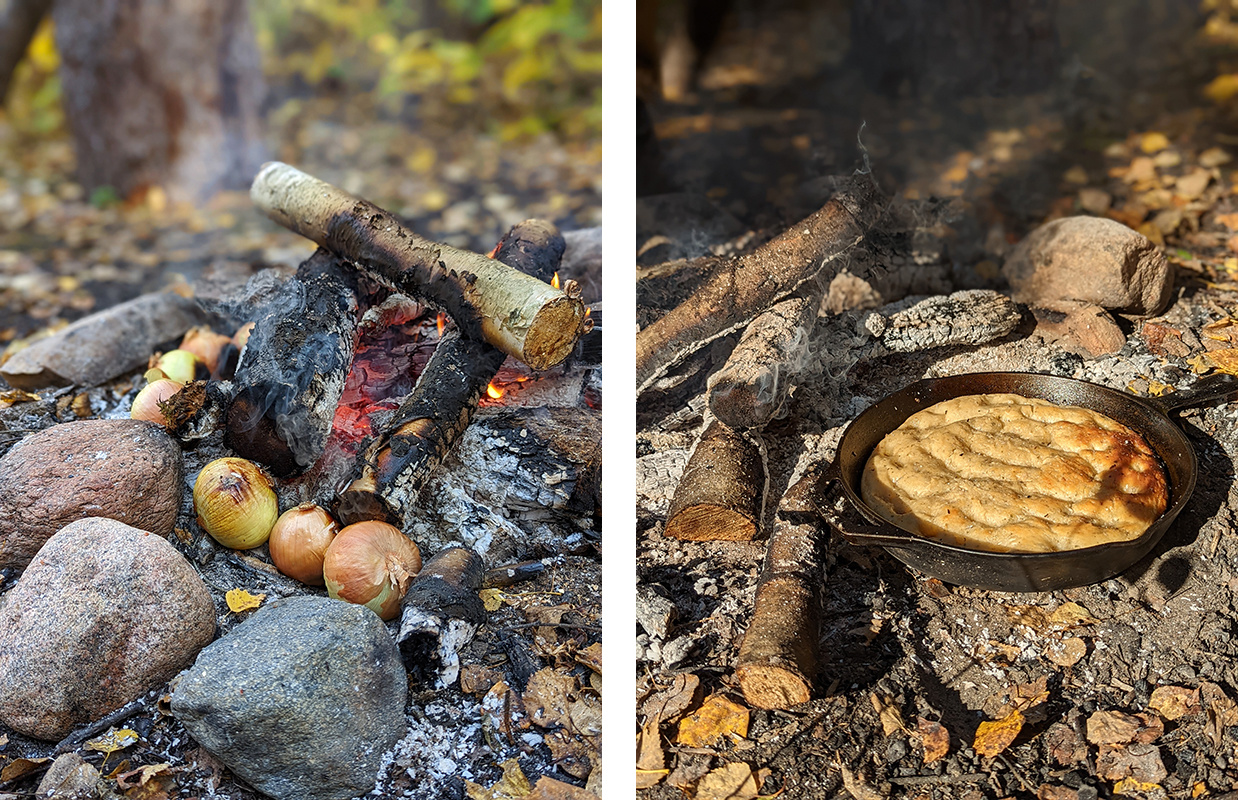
left=0, top=419, right=182, bottom=571
left=0, top=518, right=215, bottom=740
left=171, top=596, right=408, bottom=800
left=1002, top=216, right=1172, bottom=316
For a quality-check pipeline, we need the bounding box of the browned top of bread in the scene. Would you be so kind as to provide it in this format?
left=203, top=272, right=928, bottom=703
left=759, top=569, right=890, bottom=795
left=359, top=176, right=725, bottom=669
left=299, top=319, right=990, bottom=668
left=860, top=393, right=1169, bottom=553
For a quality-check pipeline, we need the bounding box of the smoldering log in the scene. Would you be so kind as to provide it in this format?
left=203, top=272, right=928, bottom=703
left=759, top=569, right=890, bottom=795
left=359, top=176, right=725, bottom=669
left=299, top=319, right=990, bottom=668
left=664, top=420, right=766, bottom=542
left=707, top=295, right=816, bottom=430
left=397, top=546, right=487, bottom=688
left=334, top=219, right=570, bottom=526
left=225, top=249, right=364, bottom=477
left=251, top=162, right=588, bottom=370
left=735, top=465, right=828, bottom=709
left=484, top=560, right=546, bottom=588
left=636, top=176, right=886, bottom=394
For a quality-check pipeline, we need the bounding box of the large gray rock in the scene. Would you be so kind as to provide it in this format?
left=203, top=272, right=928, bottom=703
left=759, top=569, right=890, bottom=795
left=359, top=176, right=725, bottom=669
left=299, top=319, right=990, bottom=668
left=0, top=419, right=182, bottom=571
left=1002, top=216, right=1172, bottom=316
left=171, top=596, right=408, bottom=800
left=0, top=518, right=215, bottom=740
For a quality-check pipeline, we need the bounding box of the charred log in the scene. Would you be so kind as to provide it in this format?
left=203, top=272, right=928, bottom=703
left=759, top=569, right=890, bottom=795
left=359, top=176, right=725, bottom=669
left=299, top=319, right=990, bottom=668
left=636, top=176, right=886, bottom=394
left=488, top=218, right=565, bottom=284
left=0, top=0, right=51, bottom=103
left=734, top=465, right=829, bottom=709
left=664, top=420, right=766, bottom=541
left=397, top=546, right=487, bottom=688
left=225, top=249, right=365, bottom=477
left=250, top=162, right=588, bottom=370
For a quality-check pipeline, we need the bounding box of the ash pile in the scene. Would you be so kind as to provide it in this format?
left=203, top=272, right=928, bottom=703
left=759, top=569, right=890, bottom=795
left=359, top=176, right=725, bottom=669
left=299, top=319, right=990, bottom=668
left=636, top=171, right=1238, bottom=798
left=0, top=164, right=602, bottom=800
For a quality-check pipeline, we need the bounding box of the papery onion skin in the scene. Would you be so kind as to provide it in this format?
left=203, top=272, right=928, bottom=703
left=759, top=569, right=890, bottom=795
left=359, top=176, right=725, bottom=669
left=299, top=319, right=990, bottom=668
left=131, top=379, right=183, bottom=425
left=193, top=457, right=279, bottom=550
left=156, top=349, right=202, bottom=384
left=323, top=521, right=422, bottom=620
left=181, top=327, right=232, bottom=373
left=269, top=503, right=339, bottom=585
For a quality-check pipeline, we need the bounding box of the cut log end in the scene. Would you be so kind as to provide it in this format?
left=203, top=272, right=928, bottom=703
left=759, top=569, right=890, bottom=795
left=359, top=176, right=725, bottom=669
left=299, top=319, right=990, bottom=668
left=734, top=663, right=812, bottom=709
left=735, top=576, right=818, bottom=709
left=334, top=477, right=400, bottom=528
left=663, top=503, right=758, bottom=541
left=517, top=296, right=585, bottom=370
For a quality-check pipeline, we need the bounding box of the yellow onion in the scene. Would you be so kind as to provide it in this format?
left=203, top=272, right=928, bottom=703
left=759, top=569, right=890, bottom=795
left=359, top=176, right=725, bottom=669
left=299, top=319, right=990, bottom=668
left=180, top=327, right=232, bottom=374
left=232, top=322, right=255, bottom=353
left=130, top=379, right=183, bottom=425
left=193, top=457, right=279, bottom=550
left=323, top=521, right=422, bottom=620
left=155, top=349, right=202, bottom=384
left=269, top=503, right=339, bottom=585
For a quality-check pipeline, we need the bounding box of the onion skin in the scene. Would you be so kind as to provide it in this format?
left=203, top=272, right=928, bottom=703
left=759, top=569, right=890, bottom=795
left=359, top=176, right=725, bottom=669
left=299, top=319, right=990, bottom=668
left=180, top=327, right=232, bottom=374
left=131, top=379, right=183, bottom=425
left=323, top=521, right=422, bottom=620
left=155, top=349, right=202, bottom=384
left=232, top=322, right=255, bottom=352
left=269, top=503, right=339, bottom=585
left=193, top=457, right=279, bottom=550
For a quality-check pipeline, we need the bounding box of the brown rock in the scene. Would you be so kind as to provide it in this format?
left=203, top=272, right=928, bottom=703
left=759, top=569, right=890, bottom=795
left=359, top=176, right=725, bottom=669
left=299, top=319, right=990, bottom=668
left=0, top=419, right=182, bottom=571
left=0, top=518, right=216, bottom=740
left=1002, top=216, right=1172, bottom=316
left=0, top=291, right=208, bottom=390
left=1032, top=301, right=1127, bottom=357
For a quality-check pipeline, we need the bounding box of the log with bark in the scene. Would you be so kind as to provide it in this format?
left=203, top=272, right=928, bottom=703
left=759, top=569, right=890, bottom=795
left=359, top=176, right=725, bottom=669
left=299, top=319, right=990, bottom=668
left=397, top=546, right=487, bottom=689
left=251, top=162, right=588, bottom=371
left=734, top=465, right=829, bottom=709
left=333, top=219, right=570, bottom=526
left=663, top=420, right=766, bottom=541
left=635, top=176, right=886, bottom=394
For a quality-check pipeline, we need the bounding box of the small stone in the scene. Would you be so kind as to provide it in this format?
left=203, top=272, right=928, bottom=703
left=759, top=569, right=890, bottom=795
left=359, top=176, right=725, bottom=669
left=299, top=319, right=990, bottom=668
left=1078, top=188, right=1112, bottom=215
left=0, top=518, right=215, bottom=740
left=171, top=596, right=408, bottom=800
left=635, top=586, right=676, bottom=640
left=1033, top=301, right=1126, bottom=358
left=35, top=753, right=101, bottom=799
left=1002, top=216, right=1172, bottom=316
left=0, top=419, right=181, bottom=571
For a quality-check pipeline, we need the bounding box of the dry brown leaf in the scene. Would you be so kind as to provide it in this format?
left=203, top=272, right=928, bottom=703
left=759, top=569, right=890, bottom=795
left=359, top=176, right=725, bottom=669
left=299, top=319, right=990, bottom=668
left=640, top=673, right=701, bottom=725
left=115, top=762, right=174, bottom=790
left=1218, top=212, right=1238, bottom=230
left=1204, top=348, right=1238, bottom=374
left=1012, top=675, right=1051, bottom=712
left=1147, top=685, right=1199, bottom=720
left=575, top=642, right=602, bottom=675
left=838, top=763, right=884, bottom=800
left=676, top=694, right=750, bottom=748
left=693, top=762, right=769, bottom=800
left=1046, top=637, right=1087, bottom=667
left=1086, top=710, right=1161, bottom=745
left=1045, top=722, right=1088, bottom=765
left=635, top=718, right=667, bottom=789
left=545, top=730, right=593, bottom=780
left=1201, top=681, right=1238, bottom=726
left=523, top=668, right=579, bottom=730
left=870, top=693, right=904, bottom=735
left=0, top=757, right=49, bottom=782
left=526, top=776, right=600, bottom=800
left=915, top=718, right=949, bottom=763
left=465, top=759, right=532, bottom=800
left=1096, top=743, right=1168, bottom=783
left=974, top=710, right=1024, bottom=758
left=460, top=664, right=504, bottom=695
left=1049, top=602, right=1097, bottom=629
left=1038, top=786, right=1080, bottom=800
left=1006, top=604, right=1051, bottom=631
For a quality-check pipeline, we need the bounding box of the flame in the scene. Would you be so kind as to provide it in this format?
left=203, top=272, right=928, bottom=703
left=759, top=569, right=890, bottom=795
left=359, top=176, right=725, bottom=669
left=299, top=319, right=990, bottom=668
left=436, top=311, right=447, bottom=338
left=486, top=382, right=504, bottom=400
left=584, top=306, right=592, bottom=317
left=551, top=272, right=560, bottom=289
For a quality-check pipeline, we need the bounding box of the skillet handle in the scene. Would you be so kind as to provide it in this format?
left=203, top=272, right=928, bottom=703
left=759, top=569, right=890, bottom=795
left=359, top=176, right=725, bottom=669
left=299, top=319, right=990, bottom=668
left=1149, top=373, right=1238, bottom=414
left=815, top=469, right=918, bottom=547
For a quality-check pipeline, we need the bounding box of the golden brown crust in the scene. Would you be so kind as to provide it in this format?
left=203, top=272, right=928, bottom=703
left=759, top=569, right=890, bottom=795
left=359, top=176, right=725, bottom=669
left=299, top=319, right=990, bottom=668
left=860, top=393, right=1169, bottom=553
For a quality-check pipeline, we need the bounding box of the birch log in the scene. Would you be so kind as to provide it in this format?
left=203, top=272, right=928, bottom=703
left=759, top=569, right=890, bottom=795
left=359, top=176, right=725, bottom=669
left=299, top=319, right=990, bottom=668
left=636, top=176, right=885, bottom=393
left=251, top=162, right=588, bottom=370
left=664, top=420, right=766, bottom=541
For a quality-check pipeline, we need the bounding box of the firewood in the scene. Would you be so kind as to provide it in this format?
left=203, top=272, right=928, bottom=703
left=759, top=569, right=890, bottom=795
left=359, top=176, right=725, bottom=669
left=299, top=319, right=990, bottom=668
left=250, top=162, right=588, bottom=370
left=334, top=219, right=569, bottom=526
left=397, top=546, right=487, bottom=688
left=735, top=465, right=828, bottom=709
left=635, top=176, right=886, bottom=394
left=225, top=249, right=364, bottom=477
left=707, top=295, right=817, bottom=430
left=664, top=420, right=767, bottom=541
left=0, top=0, right=52, bottom=103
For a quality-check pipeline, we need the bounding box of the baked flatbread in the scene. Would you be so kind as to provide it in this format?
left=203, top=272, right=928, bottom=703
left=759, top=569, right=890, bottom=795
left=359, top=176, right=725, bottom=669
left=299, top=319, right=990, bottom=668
left=861, top=393, right=1169, bottom=553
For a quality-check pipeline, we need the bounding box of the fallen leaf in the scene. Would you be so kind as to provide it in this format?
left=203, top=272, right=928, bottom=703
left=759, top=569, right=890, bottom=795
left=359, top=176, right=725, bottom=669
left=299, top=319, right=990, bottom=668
left=460, top=664, right=504, bottom=695
left=1049, top=602, right=1097, bottom=629
left=465, top=759, right=533, bottom=800
left=635, top=718, right=667, bottom=789
left=480, top=588, right=506, bottom=611
left=1175, top=168, right=1213, bottom=201
left=545, top=730, right=594, bottom=780
left=224, top=588, right=264, bottom=613
left=0, top=389, right=39, bottom=407
left=974, top=710, right=1023, bottom=758
left=1012, top=675, right=1051, bottom=712
left=1038, top=786, right=1080, bottom=800
left=523, top=668, right=579, bottom=730
left=693, top=762, right=769, bottom=800
left=1111, top=777, right=1168, bottom=800
left=526, top=776, right=600, bottom=800
left=0, top=757, right=49, bottom=782
left=915, top=718, right=949, bottom=763
left=676, top=694, right=750, bottom=748
left=1124, top=157, right=1157, bottom=184
left=1086, top=710, right=1159, bottom=745
left=115, top=763, right=173, bottom=790
left=1147, top=685, right=1199, bottom=720
left=0, top=733, right=7, bottom=747
left=1201, top=681, right=1238, bottom=725
left=871, top=693, right=904, bottom=735
left=575, top=642, right=602, bottom=675
left=85, top=728, right=139, bottom=756
left=1097, top=743, right=1168, bottom=783
left=1045, top=722, right=1088, bottom=765
left=1140, top=132, right=1171, bottom=154
left=1046, top=637, right=1087, bottom=667
left=837, top=762, right=884, bottom=800
left=1202, top=147, right=1233, bottom=167
left=1206, top=73, right=1238, bottom=104
left=640, top=673, right=700, bottom=725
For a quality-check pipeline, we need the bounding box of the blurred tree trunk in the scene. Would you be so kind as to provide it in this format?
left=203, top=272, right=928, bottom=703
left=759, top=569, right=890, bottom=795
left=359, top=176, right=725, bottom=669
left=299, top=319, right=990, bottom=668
left=52, top=0, right=266, bottom=202
left=0, top=0, right=52, bottom=102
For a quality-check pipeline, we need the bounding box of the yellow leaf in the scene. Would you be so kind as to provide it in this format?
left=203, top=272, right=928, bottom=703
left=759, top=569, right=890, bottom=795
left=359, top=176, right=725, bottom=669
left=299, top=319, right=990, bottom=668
left=1140, top=132, right=1171, bottom=154
left=84, top=727, right=139, bottom=755
left=1206, top=349, right=1238, bottom=374
left=1206, top=73, right=1238, bottom=104
left=870, top=693, right=904, bottom=735
left=693, top=762, right=769, bottom=800
left=1113, top=778, right=1165, bottom=798
left=480, top=588, right=506, bottom=612
left=916, top=718, right=950, bottom=763
left=404, top=145, right=437, bottom=175
left=1049, top=602, right=1097, bottom=629
left=1148, top=685, right=1200, bottom=720
left=973, top=710, right=1023, bottom=758
left=225, top=588, right=265, bottom=613
left=635, top=719, right=666, bottom=789
left=1187, top=353, right=1214, bottom=374
left=465, top=759, right=532, bottom=800
left=676, top=694, right=750, bottom=748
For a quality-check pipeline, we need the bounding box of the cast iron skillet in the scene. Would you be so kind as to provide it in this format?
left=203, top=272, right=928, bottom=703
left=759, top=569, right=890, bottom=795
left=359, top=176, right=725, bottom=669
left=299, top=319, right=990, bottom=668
left=819, top=371, right=1238, bottom=592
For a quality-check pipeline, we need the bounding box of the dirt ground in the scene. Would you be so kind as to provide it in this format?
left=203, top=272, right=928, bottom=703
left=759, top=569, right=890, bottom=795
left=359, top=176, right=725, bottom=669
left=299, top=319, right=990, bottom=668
left=637, top=1, right=1238, bottom=798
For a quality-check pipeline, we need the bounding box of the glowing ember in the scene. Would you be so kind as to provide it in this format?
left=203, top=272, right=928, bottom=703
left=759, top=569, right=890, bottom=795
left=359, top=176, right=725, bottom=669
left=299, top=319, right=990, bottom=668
left=551, top=272, right=560, bottom=290
left=436, top=311, right=447, bottom=337
left=486, top=382, right=504, bottom=400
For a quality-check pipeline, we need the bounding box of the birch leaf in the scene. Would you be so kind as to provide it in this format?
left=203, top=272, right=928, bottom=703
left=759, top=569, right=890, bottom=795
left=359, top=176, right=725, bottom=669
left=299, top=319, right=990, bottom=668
left=225, top=588, right=265, bottom=612
left=974, top=710, right=1023, bottom=758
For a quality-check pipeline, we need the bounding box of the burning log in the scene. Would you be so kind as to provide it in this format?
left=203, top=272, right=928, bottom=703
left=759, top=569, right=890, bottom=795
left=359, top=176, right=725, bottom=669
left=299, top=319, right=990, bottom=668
left=664, top=420, right=766, bottom=541
left=250, top=161, right=588, bottom=371
left=707, top=294, right=817, bottom=430
left=397, top=546, right=487, bottom=688
left=334, top=219, right=570, bottom=526
left=635, top=176, right=886, bottom=394
left=735, top=465, right=828, bottom=709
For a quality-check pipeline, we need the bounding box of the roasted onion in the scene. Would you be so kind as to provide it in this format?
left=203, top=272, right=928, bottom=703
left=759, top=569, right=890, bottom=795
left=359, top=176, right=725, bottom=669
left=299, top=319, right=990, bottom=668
left=323, top=521, right=422, bottom=620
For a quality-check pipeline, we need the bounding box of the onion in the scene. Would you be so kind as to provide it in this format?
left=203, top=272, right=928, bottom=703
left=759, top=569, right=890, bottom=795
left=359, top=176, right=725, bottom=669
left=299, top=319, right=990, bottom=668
left=193, top=457, right=279, bottom=550
left=130, top=379, right=183, bottom=425
left=232, top=322, right=255, bottom=353
left=180, top=326, right=232, bottom=374
left=269, top=503, right=339, bottom=585
left=155, top=349, right=202, bottom=384
left=323, top=521, right=422, bottom=620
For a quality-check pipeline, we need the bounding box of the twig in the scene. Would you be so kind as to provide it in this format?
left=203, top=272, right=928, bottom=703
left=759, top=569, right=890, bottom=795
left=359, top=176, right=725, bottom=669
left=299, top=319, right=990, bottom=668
left=54, top=695, right=153, bottom=754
